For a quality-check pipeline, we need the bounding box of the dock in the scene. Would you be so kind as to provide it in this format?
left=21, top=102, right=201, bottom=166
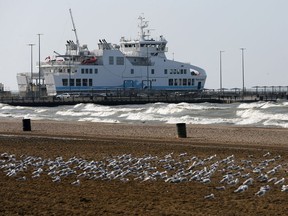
left=1, top=88, right=286, bottom=107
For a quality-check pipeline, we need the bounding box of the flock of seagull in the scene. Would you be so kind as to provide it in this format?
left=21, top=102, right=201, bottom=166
left=1, top=151, right=288, bottom=199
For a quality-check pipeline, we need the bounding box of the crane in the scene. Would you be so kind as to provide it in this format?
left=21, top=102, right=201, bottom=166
left=69, top=8, right=81, bottom=53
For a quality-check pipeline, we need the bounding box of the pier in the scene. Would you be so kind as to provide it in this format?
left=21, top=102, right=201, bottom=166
left=1, top=86, right=287, bottom=107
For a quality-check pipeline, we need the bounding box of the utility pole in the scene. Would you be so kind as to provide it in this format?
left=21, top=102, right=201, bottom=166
left=219, top=51, right=224, bottom=93
left=37, top=34, right=43, bottom=98
left=240, top=48, right=246, bottom=98
left=28, top=43, right=35, bottom=91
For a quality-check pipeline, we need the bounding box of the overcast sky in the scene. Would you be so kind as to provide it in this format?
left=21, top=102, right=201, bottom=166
left=1, top=0, right=288, bottom=91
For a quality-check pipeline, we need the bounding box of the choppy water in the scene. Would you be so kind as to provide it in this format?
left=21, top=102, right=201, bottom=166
left=1, top=101, right=288, bottom=128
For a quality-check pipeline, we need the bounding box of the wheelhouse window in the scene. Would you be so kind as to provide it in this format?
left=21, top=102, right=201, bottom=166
left=116, top=57, right=124, bottom=65
left=89, top=69, right=93, bottom=74
left=168, top=79, right=173, bottom=86
left=131, top=69, right=134, bottom=74
left=81, top=69, right=84, bottom=74
left=151, top=69, right=155, bottom=74
left=187, top=79, right=191, bottom=86
left=94, top=68, right=98, bottom=74
left=164, top=69, right=168, bottom=74
left=192, top=79, right=195, bottom=86
left=85, top=69, right=89, bottom=74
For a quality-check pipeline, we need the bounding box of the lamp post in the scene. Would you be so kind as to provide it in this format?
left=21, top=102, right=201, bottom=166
left=240, top=48, right=246, bottom=98
left=37, top=33, right=43, bottom=98
left=28, top=43, right=35, bottom=92
left=219, top=51, right=224, bottom=93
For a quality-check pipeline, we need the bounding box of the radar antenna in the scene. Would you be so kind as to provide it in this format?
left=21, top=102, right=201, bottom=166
left=138, top=15, right=149, bottom=41
left=69, top=9, right=81, bottom=52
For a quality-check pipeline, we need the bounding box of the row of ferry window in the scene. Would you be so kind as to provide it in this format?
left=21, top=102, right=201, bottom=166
left=79, top=68, right=190, bottom=75
left=165, top=69, right=188, bottom=75
left=81, top=68, right=98, bottom=74
left=169, top=78, right=195, bottom=86
left=62, top=79, right=93, bottom=87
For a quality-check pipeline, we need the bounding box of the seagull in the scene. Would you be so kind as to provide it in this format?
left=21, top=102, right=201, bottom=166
left=274, top=177, right=285, bottom=185
left=204, top=194, right=215, bottom=200
left=215, top=186, right=226, bottom=191
left=242, top=177, right=254, bottom=186
left=255, top=185, right=270, bottom=197
left=52, top=176, right=61, bottom=183
left=201, top=178, right=211, bottom=184
left=17, top=176, right=27, bottom=181
left=71, top=179, right=80, bottom=186
left=281, top=185, right=288, bottom=192
left=234, top=185, right=248, bottom=193
left=268, top=177, right=278, bottom=183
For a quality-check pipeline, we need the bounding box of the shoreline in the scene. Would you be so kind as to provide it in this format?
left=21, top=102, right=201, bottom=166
left=0, top=118, right=288, bottom=147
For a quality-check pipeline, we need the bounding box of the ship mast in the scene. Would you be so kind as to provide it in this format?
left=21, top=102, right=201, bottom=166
left=69, top=8, right=81, bottom=53
left=138, top=15, right=149, bottom=41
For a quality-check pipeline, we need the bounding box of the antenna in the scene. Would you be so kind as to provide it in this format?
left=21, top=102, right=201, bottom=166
left=69, top=9, right=80, bottom=52
left=138, top=15, right=149, bottom=40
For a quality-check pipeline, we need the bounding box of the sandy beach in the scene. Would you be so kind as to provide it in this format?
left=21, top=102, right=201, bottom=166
left=1, top=119, right=288, bottom=215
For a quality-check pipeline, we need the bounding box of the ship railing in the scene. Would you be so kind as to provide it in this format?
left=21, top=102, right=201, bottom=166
left=38, top=61, right=82, bottom=66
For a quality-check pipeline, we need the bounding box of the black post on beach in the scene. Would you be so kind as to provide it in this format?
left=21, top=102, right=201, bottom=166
left=22, top=119, right=31, bottom=131
left=176, top=123, right=187, bottom=138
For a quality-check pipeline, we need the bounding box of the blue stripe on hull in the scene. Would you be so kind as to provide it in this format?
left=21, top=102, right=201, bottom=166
left=56, top=85, right=203, bottom=91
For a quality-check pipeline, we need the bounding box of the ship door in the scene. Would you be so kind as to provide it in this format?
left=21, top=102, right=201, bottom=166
left=123, top=80, right=134, bottom=88
left=142, top=80, right=152, bottom=89
left=197, top=82, right=202, bottom=90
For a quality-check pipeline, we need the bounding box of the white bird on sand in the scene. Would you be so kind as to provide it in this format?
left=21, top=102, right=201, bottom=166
left=281, top=185, right=288, bottom=192
left=234, top=185, right=248, bottom=193
left=274, top=178, right=285, bottom=185
left=215, top=186, right=225, bottom=191
left=267, top=177, right=278, bottom=183
left=52, top=176, right=61, bottom=183
left=71, top=179, right=80, bottom=186
left=204, top=194, right=215, bottom=200
left=17, top=176, right=27, bottom=181
left=242, top=177, right=253, bottom=186
left=255, top=185, right=270, bottom=197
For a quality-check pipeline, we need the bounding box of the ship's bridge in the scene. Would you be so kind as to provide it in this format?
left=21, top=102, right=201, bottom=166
left=120, top=37, right=167, bottom=57
left=119, top=15, right=168, bottom=58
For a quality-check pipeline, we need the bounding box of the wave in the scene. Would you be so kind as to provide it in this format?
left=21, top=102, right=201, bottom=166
left=0, top=101, right=288, bottom=128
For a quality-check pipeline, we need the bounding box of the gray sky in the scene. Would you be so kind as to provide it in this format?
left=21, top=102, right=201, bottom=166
left=1, top=0, right=288, bottom=91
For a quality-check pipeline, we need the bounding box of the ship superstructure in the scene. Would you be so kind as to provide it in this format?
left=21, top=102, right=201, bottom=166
left=17, top=11, right=206, bottom=96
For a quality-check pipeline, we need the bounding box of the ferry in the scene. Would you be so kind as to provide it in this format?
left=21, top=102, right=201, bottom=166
left=17, top=10, right=207, bottom=96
